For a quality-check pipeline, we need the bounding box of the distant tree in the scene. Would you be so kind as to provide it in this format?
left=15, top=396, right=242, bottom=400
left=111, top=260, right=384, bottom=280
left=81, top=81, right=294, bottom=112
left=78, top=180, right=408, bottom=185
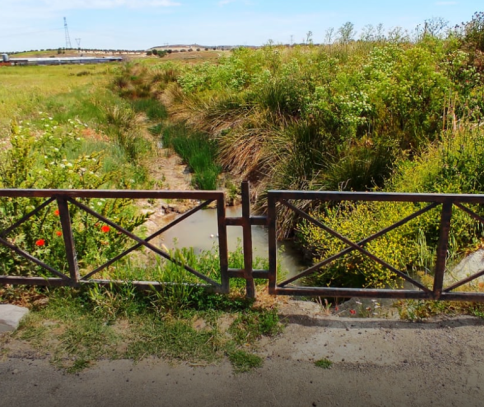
left=146, top=50, right=153, bottom=56
left=196, top=48, right=200, bottom=51
left=416, top=16, right=449, bottom=40
left=338, top=22, right=355, bottom=44
left=152, top=49, right=158, bottom=55
left=306, top=30, right=313, bottom=44
left=388, top=26, right=409, bottom=43
left=360, top=24, right=376, bottom=42
left=458, top=11, right=484, bottom=52
left=375, top=23, right=386, bottom=42
left=325, top=27, right=335, bottom=44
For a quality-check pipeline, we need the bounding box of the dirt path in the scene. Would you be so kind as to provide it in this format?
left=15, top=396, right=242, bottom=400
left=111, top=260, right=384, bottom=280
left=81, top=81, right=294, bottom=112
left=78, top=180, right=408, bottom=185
left=2, top=307, right=484, bottom=407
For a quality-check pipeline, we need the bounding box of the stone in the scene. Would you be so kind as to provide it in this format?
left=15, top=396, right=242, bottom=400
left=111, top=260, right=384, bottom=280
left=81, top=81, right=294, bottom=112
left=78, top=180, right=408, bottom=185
left=0, top=304, right=29, bottom=333
left=446, top=249, right=484, bottom=286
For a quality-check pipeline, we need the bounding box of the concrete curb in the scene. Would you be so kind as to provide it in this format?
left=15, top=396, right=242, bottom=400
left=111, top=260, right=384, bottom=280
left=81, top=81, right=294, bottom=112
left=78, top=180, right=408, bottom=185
left=0, top=304, right=29, bottom=333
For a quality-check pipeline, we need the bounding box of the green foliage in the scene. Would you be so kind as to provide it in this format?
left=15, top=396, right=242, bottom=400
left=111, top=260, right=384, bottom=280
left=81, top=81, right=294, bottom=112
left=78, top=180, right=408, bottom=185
left=457, top=11, right=484, bottom=53
left=0, top=118, right=148, bottom=276
left=228, top=350, right=263, bottom=373
left=229, top=309, right=281, bottom=345
left=162, top=124, right=221, bottom=190
left=130, top=98, right=168, bottom=121
left=314, top=358, right=333, bottom=369
left=298, top=123, right=484, bottom=289
left=11, top=281, right=281, bottom=372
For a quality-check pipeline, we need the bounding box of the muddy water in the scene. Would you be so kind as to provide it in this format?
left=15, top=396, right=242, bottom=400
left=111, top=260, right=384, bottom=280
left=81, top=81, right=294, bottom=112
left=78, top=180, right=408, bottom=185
left=161, top=206, right=306, bottom=277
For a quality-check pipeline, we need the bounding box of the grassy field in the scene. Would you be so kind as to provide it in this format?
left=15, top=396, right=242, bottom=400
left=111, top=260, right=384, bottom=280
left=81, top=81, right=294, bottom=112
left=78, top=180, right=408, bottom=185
left=0, top=64, right=111, bottom=136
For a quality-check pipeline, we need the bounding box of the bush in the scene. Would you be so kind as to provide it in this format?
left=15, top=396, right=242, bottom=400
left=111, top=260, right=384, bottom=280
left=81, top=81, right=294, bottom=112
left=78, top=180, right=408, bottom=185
left=298, top=122, right=484, bottom=289
left=0, top=118, right=148, bottom=276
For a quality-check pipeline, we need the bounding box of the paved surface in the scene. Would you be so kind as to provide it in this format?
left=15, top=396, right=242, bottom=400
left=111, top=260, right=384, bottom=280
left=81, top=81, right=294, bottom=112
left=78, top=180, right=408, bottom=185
left=2, top=309, right=484, bottom=406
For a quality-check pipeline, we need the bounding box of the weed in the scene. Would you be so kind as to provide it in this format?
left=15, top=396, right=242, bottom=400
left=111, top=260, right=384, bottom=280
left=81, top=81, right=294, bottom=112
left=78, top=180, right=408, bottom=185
left=162, top=124, right=221, bottom=190
left=314, top=358, right=333, bottom=369
left=228, top=350, right=263, bottom=373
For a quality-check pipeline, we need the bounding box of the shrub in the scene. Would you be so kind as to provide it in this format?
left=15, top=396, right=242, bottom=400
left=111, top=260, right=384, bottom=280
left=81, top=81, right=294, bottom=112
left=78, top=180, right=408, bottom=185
left=0, top=118, right=148, bottom=276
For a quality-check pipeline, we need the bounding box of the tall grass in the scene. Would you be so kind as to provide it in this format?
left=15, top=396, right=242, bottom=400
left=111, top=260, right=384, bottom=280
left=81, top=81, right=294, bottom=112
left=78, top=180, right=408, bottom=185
left=162, top=124, right=221, bottom=190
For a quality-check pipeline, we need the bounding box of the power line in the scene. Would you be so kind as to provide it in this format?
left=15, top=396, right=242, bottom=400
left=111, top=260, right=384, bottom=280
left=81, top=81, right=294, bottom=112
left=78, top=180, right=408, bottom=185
left=64, top=17, right=72, bottom=49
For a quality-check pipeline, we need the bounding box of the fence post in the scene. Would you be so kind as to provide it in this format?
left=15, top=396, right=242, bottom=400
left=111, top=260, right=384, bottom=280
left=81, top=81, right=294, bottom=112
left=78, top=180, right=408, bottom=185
left=56, top=196, right=80, bottom=285
left=267, top=191, right=277, bottom=295
left=433, top=201, right=452, bottom=299
left=241, top=181, right=256, bottom=298
left=217, top=193, right=230, bottom=293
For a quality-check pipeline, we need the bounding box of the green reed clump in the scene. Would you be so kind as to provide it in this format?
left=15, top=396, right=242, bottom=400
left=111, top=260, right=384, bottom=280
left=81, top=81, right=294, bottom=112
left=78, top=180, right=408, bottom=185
left=162, top=124, right=221, bottom=190
left=130, top=98, right=168, bottom=121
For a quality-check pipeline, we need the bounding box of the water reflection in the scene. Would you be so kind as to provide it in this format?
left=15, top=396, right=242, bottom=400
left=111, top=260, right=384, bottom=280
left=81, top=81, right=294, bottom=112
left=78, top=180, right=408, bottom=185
left=161, top=206, right=306, bottom=276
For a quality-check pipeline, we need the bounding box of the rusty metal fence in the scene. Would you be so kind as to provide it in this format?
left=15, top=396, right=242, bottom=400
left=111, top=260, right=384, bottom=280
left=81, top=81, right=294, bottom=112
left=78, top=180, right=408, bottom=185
left=2, top=185, right=484, bottom=301
left=267, top=190, right=484, bottom=302
left=0, top=189, right=229, bottom=292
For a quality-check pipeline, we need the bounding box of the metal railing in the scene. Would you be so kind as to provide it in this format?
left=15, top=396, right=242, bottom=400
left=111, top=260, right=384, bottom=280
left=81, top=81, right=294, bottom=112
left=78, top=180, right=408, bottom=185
left=0, top=189, right=229, bottom=293
left=267, top=190, right=484, bottom=302
left=2, top=185, right=484, bottom=301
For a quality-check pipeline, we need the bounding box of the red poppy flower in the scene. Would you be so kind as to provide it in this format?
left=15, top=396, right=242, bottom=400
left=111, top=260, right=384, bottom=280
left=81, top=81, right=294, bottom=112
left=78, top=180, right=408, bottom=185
left=35, top=239, right=45, bottom=247
left=56, top=231, right=62, bottom=237
left=349, top=309, right=356, bottom=315
left=101, top=225, right=110, bottom=233
left=54, top=209, right=60, bottom=216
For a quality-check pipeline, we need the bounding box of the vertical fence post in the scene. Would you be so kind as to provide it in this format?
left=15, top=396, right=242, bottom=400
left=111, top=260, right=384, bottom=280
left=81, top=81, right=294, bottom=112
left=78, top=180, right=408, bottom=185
left=433, top=201, right=452, bottom=299
left=241, top=181, right=256, bottom=298
left=56, top=196, right=80, bottom=285
left=267, top=192, right=277, bottom=295
left=217, top=193, right=230, bottom=293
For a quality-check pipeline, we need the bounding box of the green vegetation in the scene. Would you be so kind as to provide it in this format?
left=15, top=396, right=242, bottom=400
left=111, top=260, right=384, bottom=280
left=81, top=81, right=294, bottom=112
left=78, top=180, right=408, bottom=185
left=228, top=350, right=263, bottom=373
left=0, top=282, right=281, bottom=373
left=162, top=124, right=221, bottom=190
left=110, top=13, right=484, bottom=293
left=314, top=358, right=333, bottom=369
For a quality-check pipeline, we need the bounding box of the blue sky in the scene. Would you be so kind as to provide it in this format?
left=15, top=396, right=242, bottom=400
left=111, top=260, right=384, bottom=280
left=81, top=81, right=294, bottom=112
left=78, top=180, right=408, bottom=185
left=0, top=0, right=482, bottom=51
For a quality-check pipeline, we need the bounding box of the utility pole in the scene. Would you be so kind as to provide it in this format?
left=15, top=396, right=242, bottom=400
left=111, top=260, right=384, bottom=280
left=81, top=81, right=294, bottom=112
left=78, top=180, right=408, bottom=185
left=75, top=38, right=81, bottom=54
left=64, top=17, right=72, bottom=49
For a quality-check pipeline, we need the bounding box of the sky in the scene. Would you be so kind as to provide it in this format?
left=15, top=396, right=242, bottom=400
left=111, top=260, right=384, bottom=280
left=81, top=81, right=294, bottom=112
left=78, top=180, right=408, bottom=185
left=0, top=0, right=482, bottom=52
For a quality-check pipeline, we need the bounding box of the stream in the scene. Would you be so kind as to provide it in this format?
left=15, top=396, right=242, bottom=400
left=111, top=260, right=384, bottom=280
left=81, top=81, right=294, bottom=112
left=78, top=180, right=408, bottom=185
left=161, top=206, right=306, bottom=278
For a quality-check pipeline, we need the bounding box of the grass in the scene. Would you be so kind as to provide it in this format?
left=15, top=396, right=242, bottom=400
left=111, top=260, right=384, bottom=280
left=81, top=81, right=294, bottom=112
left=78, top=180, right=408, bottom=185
left=162, top=124, right=222, bottom=190
left=130, top=98, right=168, bottom=121
left=314, top=358, right=333, bottom=369
left=0, top=64, right=111, bottom=137
left=3, top=283, right=282, bottom=374
left=228, top=350, right=263, bottom=373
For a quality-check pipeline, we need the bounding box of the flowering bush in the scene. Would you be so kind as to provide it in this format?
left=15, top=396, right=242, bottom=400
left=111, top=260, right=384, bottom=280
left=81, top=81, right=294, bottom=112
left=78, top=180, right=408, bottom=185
left=0, top=117, right=148, bottom=277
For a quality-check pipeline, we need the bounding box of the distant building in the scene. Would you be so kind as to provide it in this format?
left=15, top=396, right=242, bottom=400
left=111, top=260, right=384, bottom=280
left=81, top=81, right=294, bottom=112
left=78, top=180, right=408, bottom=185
left=1, top=54, right=123, bottom=66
